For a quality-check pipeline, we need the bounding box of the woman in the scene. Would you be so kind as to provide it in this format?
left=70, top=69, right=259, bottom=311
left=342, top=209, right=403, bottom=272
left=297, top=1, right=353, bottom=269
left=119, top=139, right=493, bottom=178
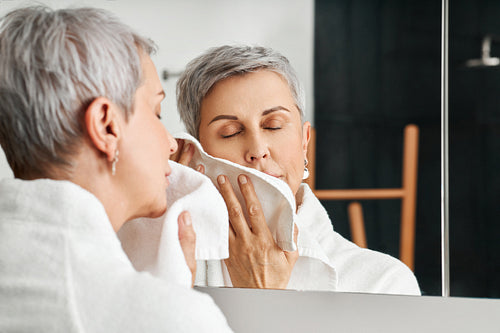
left=175, top=45, right=420, bottom=295
left=0, top=7, right=231, bottom=332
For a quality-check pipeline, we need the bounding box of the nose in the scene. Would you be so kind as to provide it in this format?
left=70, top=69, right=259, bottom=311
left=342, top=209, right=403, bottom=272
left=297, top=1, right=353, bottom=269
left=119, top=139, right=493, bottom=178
left=166, top=131, right=178, bottom=155
left=244, top=135, right=270, bottom=164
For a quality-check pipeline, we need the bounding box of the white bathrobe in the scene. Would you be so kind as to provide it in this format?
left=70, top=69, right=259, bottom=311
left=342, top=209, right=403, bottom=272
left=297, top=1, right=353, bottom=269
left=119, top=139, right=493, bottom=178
left=290, top=184, right=420, bottom=295
left=196, top=183, right=421, bottom=296
left=0, top=178, right=232, bottom=333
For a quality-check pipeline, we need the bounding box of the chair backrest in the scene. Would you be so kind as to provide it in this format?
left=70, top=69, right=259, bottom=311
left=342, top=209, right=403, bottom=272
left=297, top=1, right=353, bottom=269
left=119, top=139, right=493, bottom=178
left=304, top=124, right=419, bottom=271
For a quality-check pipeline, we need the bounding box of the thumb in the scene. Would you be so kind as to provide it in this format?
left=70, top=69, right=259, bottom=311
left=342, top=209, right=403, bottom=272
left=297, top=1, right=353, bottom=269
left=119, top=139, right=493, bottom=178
left=178, top=211, right=196, bottom=287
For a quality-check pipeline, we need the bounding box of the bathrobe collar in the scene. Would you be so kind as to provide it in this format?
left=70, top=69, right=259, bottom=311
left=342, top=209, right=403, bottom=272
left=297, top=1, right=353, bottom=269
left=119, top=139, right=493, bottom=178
left=287, top=183, right=339, bottom=291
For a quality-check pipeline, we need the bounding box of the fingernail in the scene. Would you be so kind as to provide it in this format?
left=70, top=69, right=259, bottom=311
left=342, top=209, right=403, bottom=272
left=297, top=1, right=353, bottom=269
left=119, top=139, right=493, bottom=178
left=197, top=164, right=203, bottom=172
left=238, top=174, right=247, bottom=184
left=182, top=212, right=192, bottom=226
left=217, top=175, right=225, bottom=184
left=183, top=143, right=191, bottom=152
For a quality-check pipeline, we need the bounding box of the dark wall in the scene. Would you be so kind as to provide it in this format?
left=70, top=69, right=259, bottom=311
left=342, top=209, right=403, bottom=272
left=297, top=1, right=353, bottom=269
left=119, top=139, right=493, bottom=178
left=314, top=0, right=441, bottom=297
left=448, top=0, right=500, bottom=298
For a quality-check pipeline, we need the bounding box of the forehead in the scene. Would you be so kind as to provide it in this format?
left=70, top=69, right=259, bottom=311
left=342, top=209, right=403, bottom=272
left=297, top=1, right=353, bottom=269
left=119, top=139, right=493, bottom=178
left=202, top=70, right=296, bottom=114
left=138, top=53, right=162, bottom=93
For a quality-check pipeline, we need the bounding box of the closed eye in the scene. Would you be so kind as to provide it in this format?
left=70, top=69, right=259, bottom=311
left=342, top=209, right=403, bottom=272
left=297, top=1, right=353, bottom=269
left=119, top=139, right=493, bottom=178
left=262, top=118, right=284, bottom=130
left=221, top=130, right=242, bottom=138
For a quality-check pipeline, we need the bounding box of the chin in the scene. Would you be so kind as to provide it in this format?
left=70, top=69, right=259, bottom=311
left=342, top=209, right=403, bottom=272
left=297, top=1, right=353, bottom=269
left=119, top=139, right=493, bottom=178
left=145, top=196, right=168, bottom=219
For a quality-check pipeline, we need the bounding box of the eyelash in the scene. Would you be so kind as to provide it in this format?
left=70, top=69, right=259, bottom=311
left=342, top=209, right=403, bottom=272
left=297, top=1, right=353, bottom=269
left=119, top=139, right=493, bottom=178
left=221, top=126, right=281, bottom=139
left=221, top=130, right=242, bottom=139
left=156, top=114, right=162, bottom=120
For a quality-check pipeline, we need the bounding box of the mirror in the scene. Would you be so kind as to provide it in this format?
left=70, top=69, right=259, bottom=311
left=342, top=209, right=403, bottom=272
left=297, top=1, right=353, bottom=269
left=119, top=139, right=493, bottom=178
left=0, top=0, right=437, bottom=296
left=5, top=0, right=496, bottom=299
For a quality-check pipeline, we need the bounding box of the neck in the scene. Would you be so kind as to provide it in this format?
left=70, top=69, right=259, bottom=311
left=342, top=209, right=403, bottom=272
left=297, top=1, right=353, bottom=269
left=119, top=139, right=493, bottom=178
left=64, top=147, right=129, bottom=232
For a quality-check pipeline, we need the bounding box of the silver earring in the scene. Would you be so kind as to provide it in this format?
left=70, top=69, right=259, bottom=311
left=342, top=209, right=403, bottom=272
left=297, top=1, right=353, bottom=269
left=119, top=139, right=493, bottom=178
left=111, top=149, right=119, bottom=176
left=303, top=158, right=309, bottom=180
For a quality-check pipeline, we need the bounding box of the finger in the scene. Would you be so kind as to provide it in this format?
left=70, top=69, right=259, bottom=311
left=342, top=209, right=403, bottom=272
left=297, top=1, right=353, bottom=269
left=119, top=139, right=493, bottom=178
left=196, top=164, right=205, bottom=174
left=178, top=211, right=196, bottom=287
left=238, top=174, right=272, bottom=237
left=170, top=139, right=185, bottom=162
left=217, top=174, right=251, bottom=238
left=177, top=142, right=194, bottom=166
left=227, top=222, right=237, bottom=256
left=284, top=224, right=299, bottom=266
left=228, top=221, right=236, bottom=242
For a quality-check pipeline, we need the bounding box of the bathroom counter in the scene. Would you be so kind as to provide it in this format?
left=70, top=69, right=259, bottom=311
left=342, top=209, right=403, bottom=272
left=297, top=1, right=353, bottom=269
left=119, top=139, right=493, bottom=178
left=196, top=286, right=500, bottom=332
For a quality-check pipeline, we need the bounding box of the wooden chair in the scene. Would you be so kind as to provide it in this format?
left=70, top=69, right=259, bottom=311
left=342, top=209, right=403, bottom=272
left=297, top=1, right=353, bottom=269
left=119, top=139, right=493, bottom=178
left=304, top=124, right=419, bottom=271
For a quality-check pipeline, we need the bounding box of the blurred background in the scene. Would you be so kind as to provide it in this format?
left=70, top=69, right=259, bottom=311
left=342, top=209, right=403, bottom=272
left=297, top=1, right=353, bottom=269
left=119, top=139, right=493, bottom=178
left=1, top=0, right=498, bottom=298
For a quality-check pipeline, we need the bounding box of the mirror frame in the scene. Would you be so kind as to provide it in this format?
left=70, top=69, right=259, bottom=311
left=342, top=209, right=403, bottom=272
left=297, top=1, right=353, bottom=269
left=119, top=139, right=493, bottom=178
left=441, top=0, right=450, bottom=297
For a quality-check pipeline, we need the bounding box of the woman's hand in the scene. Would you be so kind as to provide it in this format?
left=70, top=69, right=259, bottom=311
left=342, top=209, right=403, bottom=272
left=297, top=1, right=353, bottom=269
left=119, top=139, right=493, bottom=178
left=217, top=174, right=299, bottom=289
left=170, top=139, right=205, bottom=173
left=178, top=211, right=196, bottom=287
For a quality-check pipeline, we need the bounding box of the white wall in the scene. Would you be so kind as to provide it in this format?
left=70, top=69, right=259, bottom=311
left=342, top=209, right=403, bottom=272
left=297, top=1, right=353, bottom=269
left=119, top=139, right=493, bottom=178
left=0, top=0, right=314, bottom=179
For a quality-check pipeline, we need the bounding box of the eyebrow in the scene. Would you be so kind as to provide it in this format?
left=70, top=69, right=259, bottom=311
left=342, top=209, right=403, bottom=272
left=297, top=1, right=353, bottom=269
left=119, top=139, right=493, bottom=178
left=208, top=106, right=291, bottom=125
left=262, top=106, right=291, bottom=115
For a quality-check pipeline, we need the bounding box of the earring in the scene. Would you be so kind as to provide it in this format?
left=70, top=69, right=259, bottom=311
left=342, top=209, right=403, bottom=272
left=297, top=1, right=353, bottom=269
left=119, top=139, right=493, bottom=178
left=111, top=149, right=119, bottom=176
left=303, top=158, right=309, bottom=180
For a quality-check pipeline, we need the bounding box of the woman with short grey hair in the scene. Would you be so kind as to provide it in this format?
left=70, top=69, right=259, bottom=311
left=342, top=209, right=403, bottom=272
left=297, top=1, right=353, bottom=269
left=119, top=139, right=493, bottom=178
left=0, top=7, right=231, bottom=332
left=175, top=45, right=421, bottom=294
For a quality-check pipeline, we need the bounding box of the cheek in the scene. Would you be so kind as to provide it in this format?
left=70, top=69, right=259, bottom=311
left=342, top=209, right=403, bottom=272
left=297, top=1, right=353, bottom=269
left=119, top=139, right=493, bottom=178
left=288, top=158, right=305, bottom=195
left=200, top=137, right=241, bottom=162
left=276, top=136, right=305, bottom=188
left=285, top=151, right=305, bottom=179
left=157, top=126, right=170, bottom=154
left=135, top=121, right=169, bottom=168
left=276, top=134, right=304, bottom=164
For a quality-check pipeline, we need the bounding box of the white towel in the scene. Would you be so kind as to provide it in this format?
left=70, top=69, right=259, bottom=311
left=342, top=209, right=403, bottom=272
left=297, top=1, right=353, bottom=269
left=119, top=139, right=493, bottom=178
left=175, top=132, right=297, bottom=252
left=118, top=161, right=229, bottom=287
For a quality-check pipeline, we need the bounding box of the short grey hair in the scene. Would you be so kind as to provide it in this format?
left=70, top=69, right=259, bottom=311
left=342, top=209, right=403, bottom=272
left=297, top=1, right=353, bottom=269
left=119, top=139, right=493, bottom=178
left=176, top=45, right=305, bottom=138
left=0, top=6, right=156, bottom=178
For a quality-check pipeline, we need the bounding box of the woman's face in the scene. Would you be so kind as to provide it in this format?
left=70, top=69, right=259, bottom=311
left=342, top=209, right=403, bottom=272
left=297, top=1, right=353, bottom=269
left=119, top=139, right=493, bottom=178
left=118, top=54, right=177, bottom=220
left=199, top=70, right=310, bottom=196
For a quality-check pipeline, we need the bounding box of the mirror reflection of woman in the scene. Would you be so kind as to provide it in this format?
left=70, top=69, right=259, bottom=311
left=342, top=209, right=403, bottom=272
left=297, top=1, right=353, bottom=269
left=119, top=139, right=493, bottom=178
left=175, top=45, right=420, bottom=295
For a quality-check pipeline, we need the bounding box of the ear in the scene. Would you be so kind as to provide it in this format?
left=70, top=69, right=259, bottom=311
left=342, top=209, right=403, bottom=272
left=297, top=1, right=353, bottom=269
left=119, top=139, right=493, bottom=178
left=84, top=97, right=121, bottom=162
left=301, top=121, right=311, bottom=159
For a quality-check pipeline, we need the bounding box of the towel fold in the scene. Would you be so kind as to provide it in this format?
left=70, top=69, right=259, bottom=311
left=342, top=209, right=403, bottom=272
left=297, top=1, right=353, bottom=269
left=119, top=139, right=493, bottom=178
left=118, top=161, right=229, bottom=287
left=175, top=132, right=297, bottom=252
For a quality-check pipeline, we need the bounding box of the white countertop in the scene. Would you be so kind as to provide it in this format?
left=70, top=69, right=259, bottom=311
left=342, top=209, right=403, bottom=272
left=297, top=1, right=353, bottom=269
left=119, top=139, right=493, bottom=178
left=196, top=287, right=500, bottom=333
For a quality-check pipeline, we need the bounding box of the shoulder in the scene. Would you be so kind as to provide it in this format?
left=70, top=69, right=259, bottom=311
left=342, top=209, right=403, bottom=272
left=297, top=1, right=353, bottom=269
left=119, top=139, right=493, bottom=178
left=332, top=241, right=421, bottom=295
left=76, top=270, right=233, bottom=332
